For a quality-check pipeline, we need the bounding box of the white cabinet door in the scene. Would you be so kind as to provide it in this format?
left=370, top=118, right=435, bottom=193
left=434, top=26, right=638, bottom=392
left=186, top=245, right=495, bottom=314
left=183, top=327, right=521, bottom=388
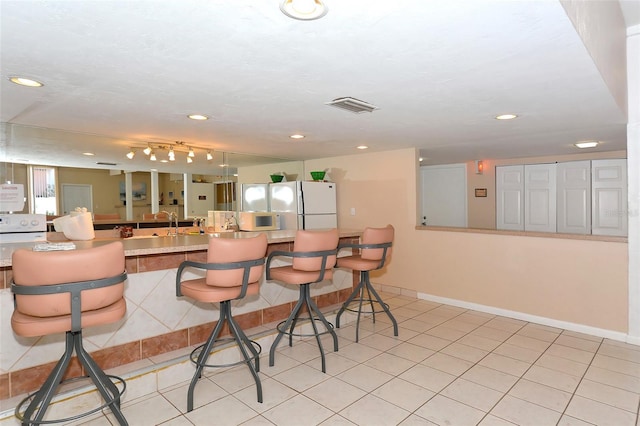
left=496, top=165, right=524, bottom=230
left=557, top=161, right=591, bottom=234
left=592, top=159, right=628, bottom=236
left=524, top=163, right=556, bottom=233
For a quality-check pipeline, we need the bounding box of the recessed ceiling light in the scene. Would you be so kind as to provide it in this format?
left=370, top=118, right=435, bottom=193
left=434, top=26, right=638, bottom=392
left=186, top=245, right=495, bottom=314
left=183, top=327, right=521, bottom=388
left=419, top=157, right=424, bottom=162
left=188, top=114, right=208, bottom=120
left=83, top=152, right=95, bottom=156
left=290, top=134, right=305, bottom=139
left=357, top=145, right=368, bottom=150
left=9, top=76, right=44, bottom=87
left=280, top=0, right=328, bottom=20
left=495, top=114, right=518, bottom=120
left=574, top=141, right=599, bottom=148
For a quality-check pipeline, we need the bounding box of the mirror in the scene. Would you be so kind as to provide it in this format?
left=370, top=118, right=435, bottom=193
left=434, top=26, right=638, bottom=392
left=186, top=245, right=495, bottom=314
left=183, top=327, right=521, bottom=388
left=1, top=124, right=303, bottom=220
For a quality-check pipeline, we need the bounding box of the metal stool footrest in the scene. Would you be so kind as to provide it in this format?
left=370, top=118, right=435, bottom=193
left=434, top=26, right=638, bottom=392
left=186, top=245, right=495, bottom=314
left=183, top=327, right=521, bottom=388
left=275, top=317, right=335, bottom=339
left=190, top=337, right=262, bottom=369
left=15, top=375, right=126, bottom=425
left=342, top=299, right=391, bottom=316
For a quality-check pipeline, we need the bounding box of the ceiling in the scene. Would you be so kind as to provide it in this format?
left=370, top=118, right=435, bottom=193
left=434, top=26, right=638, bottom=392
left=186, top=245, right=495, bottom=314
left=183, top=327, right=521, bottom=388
left=1, top=0, right=638, bottom=175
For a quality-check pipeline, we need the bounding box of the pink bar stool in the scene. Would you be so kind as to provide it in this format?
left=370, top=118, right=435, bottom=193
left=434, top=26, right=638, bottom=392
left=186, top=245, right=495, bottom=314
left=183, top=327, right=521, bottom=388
left=335, top=224, right=398, bottom=342
left=11, top=242, right=128, bottom=425
left=266, top=228, right=339, bottom=373
left=176, top=234, right=268, bottom=411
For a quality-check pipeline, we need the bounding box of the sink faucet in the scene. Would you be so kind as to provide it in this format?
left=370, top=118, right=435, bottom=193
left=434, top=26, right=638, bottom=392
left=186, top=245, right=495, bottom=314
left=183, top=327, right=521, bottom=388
left=193, top=217, right=206, bottom=234
left=159, top=211, right=179, bottom=236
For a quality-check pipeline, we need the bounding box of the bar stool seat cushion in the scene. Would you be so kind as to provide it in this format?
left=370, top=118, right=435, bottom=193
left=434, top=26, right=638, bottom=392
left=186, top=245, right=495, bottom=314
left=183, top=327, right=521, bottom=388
left=179, top=280, right=260, bottom=302
left=336, top=255, right=381, bottom=272
left=11, top=298, right=126, bottom=338
left=268, top=267, right=333, bottom=285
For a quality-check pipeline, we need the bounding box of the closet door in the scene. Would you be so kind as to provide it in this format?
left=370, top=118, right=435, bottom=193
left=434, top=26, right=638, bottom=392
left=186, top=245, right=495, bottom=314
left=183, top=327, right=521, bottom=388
left=557, top=161, right=591, bottom=234
left=524, top=163, right=556, bottom=232
left=592, top=159, right=627, bottom=236
left=496, top=165, right=524, bottom=230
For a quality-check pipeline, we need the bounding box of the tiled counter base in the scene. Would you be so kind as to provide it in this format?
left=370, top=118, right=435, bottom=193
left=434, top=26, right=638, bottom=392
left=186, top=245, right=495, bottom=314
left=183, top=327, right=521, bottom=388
left=0, top=304, right=367, bottom=424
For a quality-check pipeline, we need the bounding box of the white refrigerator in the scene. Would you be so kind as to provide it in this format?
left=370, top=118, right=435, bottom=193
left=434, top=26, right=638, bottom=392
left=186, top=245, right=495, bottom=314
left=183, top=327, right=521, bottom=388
left=240, top=183, right=270, bottom=212
left=270, top=181, right=337, bottom=230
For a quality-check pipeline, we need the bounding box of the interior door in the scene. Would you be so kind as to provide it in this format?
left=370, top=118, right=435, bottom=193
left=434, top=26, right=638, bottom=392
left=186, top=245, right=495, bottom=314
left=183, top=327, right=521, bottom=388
left=592, top=159, right=627, bottom=236
left=557, top=161, right=591, bottom=234
left=61, top=184, right=93, bottom=215
left=496, top=165, right=524, bottom=230
left=420, top=164, right=467, bottom=227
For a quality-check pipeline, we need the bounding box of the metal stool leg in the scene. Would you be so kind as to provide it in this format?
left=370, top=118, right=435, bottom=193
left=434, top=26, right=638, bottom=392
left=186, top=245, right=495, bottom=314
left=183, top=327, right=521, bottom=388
left=269, top=284, right=338, bottom=372
left=270, top=291, right=306, bottom=367
left=187, top=311, right=226, bottom=412
left=363, top=272, right=398, bottom=337
left=335, top=270, right=398, bottom=342
left=226, top=304, right=263, bottom=404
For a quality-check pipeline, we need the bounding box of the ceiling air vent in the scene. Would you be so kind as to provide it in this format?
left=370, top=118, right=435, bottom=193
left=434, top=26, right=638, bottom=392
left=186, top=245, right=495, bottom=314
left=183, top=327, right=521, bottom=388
left=96, top=162, right=118, bottom=166
left=325, top=97, right=378, bottom=114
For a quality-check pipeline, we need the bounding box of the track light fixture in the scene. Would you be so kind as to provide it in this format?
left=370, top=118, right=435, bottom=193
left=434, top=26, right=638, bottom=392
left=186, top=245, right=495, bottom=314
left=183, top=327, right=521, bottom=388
left=124, top=142, right=215, bottom=164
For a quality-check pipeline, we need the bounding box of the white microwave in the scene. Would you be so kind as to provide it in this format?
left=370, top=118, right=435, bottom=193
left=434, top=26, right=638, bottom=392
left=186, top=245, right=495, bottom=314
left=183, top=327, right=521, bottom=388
left=238, top=212, right=279, bottom=231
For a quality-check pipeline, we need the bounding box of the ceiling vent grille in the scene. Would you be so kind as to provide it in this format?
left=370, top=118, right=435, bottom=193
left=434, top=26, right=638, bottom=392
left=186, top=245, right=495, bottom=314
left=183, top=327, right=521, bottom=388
left=325, top=97, right=378, bottom=114
left=96, top=162, right=118, bottom=166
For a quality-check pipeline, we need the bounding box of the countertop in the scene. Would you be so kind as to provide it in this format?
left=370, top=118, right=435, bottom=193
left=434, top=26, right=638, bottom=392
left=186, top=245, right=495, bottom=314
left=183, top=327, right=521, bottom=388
left=0, top=229, right=362, bottom=267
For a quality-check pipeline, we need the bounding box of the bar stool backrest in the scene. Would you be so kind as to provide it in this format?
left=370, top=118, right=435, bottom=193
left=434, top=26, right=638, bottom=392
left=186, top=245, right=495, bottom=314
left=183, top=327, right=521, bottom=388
left=361, top=224, right=394, bottom=261
left=292, top=228, right=339, bottom=272
left=12, top=242, right=126, bottom=319
left=206, top=234, right=267, bottom=287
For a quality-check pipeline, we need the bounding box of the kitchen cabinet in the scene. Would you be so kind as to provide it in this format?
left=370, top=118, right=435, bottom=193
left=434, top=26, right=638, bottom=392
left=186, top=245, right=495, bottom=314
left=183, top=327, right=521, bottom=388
left=497, top=159, right=627, bottom=236
left=591, top=159, right=628, bottom=236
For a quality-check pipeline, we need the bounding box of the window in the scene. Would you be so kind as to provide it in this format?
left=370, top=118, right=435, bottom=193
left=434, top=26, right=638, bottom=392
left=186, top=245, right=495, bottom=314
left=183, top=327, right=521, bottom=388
left=30, top=166, right=57, bottom=215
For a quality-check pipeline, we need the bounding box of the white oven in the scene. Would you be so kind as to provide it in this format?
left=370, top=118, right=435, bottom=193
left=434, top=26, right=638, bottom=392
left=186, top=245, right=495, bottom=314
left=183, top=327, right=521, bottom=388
left=0, top=214, right=47, bottom=243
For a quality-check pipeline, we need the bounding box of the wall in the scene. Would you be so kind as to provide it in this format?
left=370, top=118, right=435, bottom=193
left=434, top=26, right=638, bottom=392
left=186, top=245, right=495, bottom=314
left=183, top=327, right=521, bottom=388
left=0, top=162, right=28, bottom=213
left=304, top=148, right=630, bottom=337
left=58, top=168, right=123, bottom=215
left=561, top=0, right=628, bottom=115
left=465, top=150, right=628, bottom=229
left=238, top=160, right=304, bottom=184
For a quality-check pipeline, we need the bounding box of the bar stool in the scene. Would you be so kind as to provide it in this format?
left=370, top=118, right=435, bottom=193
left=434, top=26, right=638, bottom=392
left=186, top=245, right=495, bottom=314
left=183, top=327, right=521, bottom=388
left=10, top=242, right=128, bottom=426
left=267, top=228, right=339, bottom=373
left=175, top=234, right=267, bottom=411
left=335, top=224, right=398, bottom=342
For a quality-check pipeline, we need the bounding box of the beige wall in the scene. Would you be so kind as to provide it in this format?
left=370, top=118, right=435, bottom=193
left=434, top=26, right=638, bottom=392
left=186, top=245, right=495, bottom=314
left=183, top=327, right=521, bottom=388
left=238, top=161, right=304, bottom=184
left=305, top=148, right=629, bottom=335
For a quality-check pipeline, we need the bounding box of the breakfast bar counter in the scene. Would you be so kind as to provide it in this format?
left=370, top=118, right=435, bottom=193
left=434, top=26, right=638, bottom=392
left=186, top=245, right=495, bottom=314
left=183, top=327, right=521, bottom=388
left=0, top=229, right=362, bottom=400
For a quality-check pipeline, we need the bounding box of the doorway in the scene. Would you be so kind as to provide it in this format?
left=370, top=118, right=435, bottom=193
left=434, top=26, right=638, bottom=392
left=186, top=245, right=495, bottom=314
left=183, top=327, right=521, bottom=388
left=420, top=164, right=468, bottom=227
left=61, top=184, right=93, bottom=215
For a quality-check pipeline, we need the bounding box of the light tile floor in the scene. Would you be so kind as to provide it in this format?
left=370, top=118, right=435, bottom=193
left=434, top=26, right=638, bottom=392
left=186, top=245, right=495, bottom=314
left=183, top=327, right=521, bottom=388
left=44, top=294, right=640, bottom=425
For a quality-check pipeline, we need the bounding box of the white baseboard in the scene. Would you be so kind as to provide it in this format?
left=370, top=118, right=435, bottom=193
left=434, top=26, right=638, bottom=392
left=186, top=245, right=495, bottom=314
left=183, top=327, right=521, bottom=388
left=416, top=292, right=635, bottom=345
